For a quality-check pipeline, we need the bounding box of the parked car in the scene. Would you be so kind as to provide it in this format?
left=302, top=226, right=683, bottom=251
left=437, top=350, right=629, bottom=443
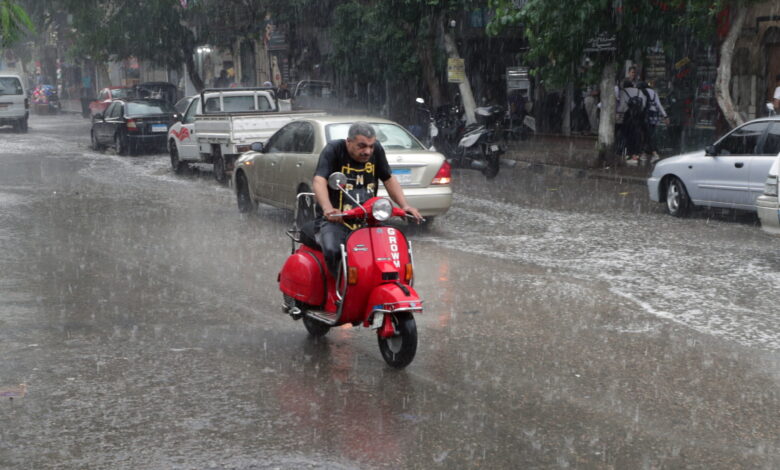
left=756, top=154, right=780, bottom=235
left=233, top=116, right=453, bottom=226
left=91, top=99, right=178, bottom=155
left=89, top=86, right=134, bottom=119
left=647, top=117, right=780, bottom=216
left=0, top=73, right=29, bottom=132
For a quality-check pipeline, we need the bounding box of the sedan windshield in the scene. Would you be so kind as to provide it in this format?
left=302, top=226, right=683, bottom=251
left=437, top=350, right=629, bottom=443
left=127, top=100, right=175, bottom=116
left=325, top=123, right=424, bottom=150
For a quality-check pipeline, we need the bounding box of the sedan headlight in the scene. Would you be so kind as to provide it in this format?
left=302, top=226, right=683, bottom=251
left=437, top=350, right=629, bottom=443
left=372, top=198, right=393, bottom=221
left=764, top=174, right=778, bottom=197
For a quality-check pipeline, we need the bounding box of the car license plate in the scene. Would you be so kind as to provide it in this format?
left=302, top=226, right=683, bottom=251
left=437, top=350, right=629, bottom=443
left=393, top=168, right=412, bottom=184
left=151, top=124, right=168, bottom=133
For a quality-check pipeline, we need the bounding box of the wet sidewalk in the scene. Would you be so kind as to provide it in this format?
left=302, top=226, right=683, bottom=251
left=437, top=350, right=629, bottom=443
left=502, top=133, right=652, bottom=185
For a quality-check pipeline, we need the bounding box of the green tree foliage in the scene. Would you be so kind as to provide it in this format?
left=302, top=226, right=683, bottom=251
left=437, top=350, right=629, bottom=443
left=0, top=0, right=34, bottom=47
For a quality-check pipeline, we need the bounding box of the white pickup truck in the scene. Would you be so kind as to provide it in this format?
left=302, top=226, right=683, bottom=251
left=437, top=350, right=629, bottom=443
left=167, top=87, right=324, bottom=183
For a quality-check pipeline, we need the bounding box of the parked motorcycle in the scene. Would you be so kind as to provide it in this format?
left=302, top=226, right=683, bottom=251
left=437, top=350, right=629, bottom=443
left=416, top=97, right=513, bottom=179
left=278, top=173, right=422, bottom=368
left=31, top=84, right=60, bottom=114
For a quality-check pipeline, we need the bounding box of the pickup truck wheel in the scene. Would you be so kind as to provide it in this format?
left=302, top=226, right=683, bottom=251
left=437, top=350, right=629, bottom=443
left=169, top=142, right=186, bottom=174
left=236, top=172, right=257, bottom=214
left=213, top=154, right=227, bottom=185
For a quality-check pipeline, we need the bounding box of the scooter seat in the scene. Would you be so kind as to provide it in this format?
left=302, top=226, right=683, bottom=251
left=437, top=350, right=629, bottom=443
left=299, top=219, right=322, bottom=251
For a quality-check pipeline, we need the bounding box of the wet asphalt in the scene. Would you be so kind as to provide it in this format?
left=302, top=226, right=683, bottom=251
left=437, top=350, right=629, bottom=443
left=0, top=115, right=779, bottom=469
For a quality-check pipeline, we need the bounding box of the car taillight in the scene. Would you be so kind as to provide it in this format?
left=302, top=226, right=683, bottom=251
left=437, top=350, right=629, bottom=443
left=126, top=119, right=138, bottom=131
left=764, top=174, right=778, bottom=197
left=431, top=160, right=451, bottom=185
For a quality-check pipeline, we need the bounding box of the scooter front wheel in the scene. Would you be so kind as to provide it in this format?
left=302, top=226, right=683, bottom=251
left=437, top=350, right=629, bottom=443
left=377, top=313, right=417, bottom=369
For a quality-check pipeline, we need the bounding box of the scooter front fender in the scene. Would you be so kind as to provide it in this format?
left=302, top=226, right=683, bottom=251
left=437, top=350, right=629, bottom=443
left=364, top=282, right=423, bottom=323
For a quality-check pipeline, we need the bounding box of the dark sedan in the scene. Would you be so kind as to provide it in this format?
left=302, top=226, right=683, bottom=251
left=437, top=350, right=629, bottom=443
left=90, top=99, right=178, bottom=155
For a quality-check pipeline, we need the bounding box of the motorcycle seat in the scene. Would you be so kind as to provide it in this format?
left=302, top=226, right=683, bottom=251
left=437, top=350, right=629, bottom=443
left=299, top=219, right=322, bottom=251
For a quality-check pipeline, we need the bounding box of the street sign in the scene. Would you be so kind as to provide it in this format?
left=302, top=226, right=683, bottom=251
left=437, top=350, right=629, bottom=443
left=447, top=58, right=465, bottom=83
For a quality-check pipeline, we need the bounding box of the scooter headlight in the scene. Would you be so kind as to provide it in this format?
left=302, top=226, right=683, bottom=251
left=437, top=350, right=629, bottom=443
left=372, top=198, right=393, bottom=221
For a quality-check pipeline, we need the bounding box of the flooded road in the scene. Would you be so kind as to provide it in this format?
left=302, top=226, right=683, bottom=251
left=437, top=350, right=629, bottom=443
left=1, top=115, right=779, bottom=469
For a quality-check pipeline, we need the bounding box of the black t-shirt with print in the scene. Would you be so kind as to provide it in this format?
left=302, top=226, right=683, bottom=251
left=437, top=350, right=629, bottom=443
left=314, top=139, right=392, bottom=212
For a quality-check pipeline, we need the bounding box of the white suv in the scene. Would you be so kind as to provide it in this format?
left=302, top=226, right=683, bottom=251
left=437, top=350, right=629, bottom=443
left=0, top=74, right=29, bottom=132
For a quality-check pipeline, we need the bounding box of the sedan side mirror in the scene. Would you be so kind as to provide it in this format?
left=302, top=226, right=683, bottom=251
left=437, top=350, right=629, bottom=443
left=704, top=145, right=718, bottom=156
left=250, top=142, right=264, bottom=152
left=93, top=112, right=104, bottom=121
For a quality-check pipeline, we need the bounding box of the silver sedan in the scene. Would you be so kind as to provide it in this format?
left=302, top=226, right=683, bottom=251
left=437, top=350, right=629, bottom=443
left=232, top=116, right=453, bottom=225
left=648, top=117, right=780, bottom=216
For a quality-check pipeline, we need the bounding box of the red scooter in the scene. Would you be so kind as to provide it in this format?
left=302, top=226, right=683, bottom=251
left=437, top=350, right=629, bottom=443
left=278, top=173, right=422, bottom=368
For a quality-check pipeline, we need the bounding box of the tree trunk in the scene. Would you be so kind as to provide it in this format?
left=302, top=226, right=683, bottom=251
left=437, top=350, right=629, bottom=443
left=96, top=63, right=111, bottom=88
left=417, top=28, right=443, bottom=109
left=440, top=20, right=477, bottom=125
left=597, top=60, right=617, bottom=167
left=184, top=48, right=204, bottom=92
left=715, top=7, right=747, bottom=129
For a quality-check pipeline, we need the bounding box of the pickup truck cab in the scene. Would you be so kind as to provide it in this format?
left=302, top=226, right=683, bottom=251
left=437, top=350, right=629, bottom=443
left=168, top=87, right=324, bottom=183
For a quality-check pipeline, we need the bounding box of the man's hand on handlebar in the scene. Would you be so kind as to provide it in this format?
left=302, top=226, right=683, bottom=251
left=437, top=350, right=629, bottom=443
left=402, top=205, right=424, bottom=224
left=323, top=208, right=342, bottom=223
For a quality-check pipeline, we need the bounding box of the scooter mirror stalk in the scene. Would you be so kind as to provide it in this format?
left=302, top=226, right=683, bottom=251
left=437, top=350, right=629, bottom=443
left=328, top=172, right=366, bottom=214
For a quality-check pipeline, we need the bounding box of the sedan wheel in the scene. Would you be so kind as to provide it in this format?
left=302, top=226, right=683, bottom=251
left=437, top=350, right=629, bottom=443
left=665, top=176, right=691, bottom=217
left=91, top=130, right=103, bottom=151
left=115, top=132, right=127, bottom=156
left=236, top=172, right=257, bottom=214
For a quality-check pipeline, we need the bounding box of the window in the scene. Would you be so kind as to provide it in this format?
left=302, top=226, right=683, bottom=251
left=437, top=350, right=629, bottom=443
left=222, top=96, right=255, bottom=112
left=111, top=88, right=133, bottom=100
left=717, top=122, right=767, bottom=155
left=761, top=123, right=780, bottom=156
left=266, top=123, right=297, bottom=153
left=104, top=102, right=118, bottom=118
left=127, top=100, right=175, bottom=116
left=325, top=123, right=424, bottom=150
left=109, top=103, right=123, bottom=119
left=293, top=122, right=315, bottom=153
left=0, top=77, right=23, bottom=95
left=257, top=96, right=273, bottom=111
left=183, top=98, right=199, bottom=124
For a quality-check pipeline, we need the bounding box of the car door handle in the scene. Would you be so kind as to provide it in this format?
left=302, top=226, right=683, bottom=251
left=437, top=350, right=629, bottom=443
left=734, top=162, right=744, bottom=168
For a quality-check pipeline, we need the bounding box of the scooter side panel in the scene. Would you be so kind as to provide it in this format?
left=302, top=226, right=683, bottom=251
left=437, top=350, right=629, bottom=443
left=278, top=246, right=326, bottom=307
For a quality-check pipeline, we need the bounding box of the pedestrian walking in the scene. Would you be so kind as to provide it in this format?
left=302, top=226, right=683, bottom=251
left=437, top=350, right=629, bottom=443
left=583, top=86, right=600, bottom=135
left=616, top=79, right=646, bottom=165
left=638, top=81, right=668, bottom=164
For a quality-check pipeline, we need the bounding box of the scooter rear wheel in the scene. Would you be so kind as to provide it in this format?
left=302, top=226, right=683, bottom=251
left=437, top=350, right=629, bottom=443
left=377, top=313, right=417, bottom=369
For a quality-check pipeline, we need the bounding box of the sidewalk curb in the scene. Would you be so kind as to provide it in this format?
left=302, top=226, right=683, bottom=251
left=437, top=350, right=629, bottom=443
left=512, top=160, right=649, bottom=186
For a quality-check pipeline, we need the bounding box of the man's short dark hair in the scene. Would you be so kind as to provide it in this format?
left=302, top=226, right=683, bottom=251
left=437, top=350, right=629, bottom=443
left=348, top=121, right=375, bottom=140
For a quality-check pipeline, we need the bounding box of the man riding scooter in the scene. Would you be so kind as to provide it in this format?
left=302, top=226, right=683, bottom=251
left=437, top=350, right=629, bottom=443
left=313, top=121, right=423, bottom=279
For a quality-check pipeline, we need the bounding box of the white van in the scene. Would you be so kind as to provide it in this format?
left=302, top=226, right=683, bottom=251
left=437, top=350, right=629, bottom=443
left=0, top=74, right=29, bottom=133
